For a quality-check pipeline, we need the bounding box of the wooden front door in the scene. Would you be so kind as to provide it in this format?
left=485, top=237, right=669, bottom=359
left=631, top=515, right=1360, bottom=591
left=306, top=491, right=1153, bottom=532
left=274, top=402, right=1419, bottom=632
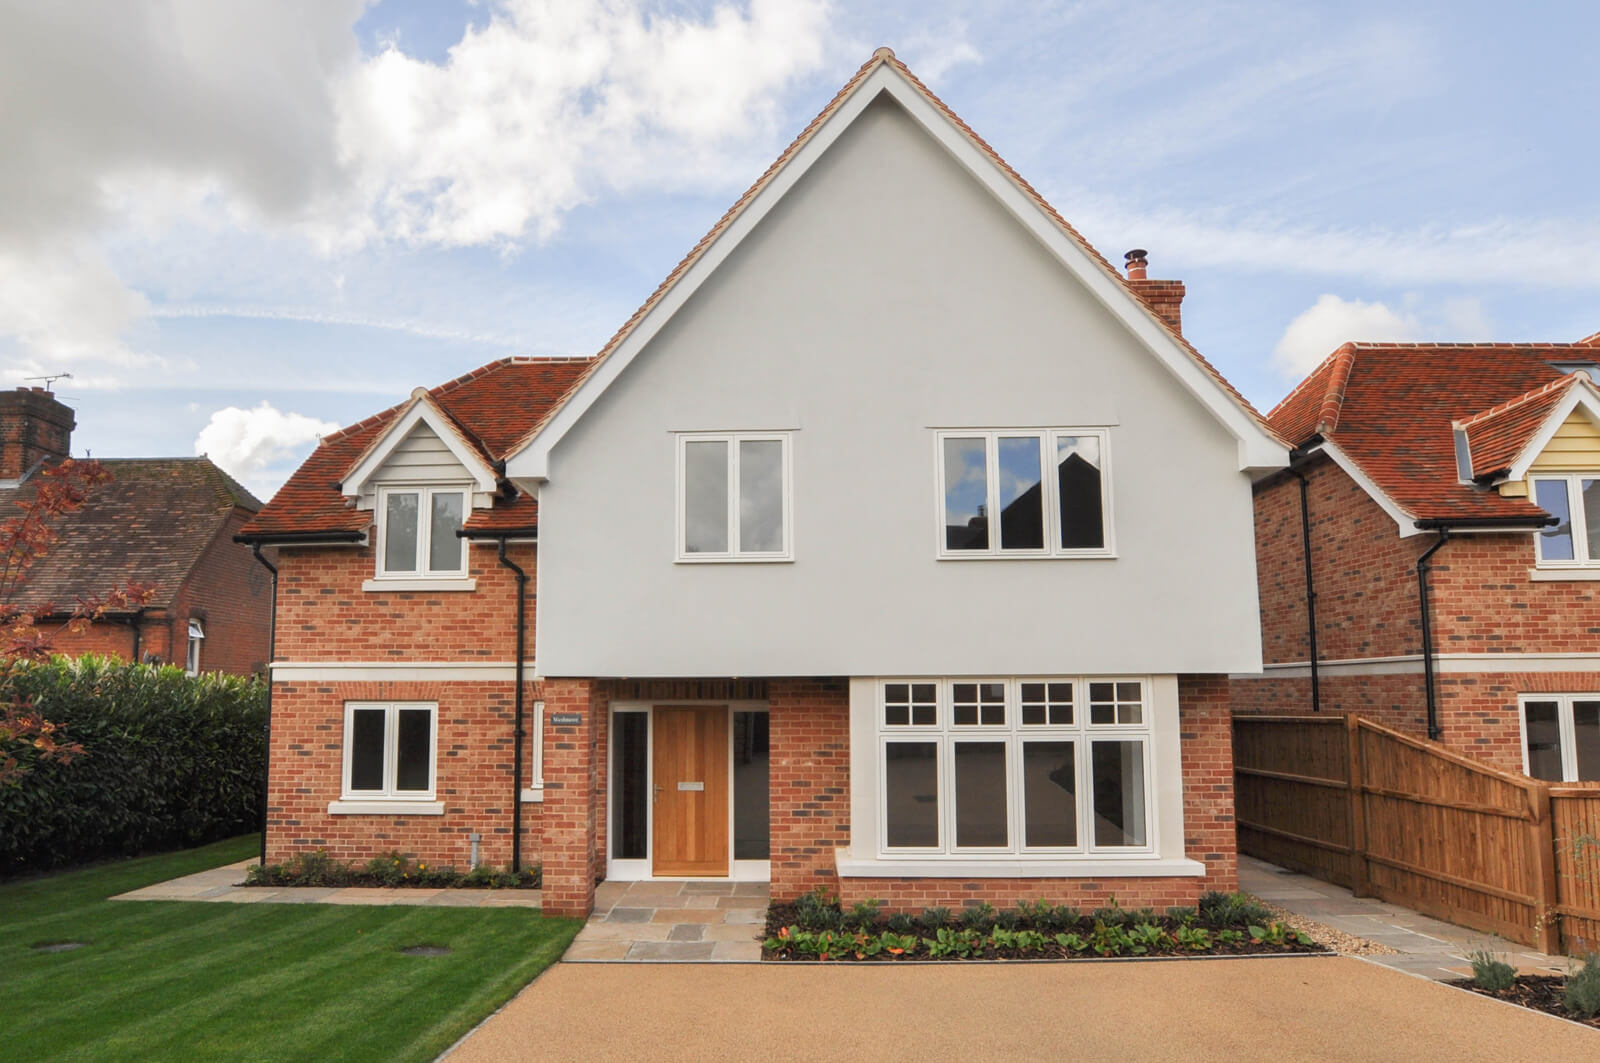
left=652, top=706, right=729, bottom=876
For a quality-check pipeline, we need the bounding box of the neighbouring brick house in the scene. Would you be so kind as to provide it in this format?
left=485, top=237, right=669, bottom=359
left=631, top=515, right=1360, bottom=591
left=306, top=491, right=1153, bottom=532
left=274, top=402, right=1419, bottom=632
left=239, top=50, right=1287, bottom=918
left=1234, top=337, right=1600, bottom=782
left=0, top=387, right=272, bottom=676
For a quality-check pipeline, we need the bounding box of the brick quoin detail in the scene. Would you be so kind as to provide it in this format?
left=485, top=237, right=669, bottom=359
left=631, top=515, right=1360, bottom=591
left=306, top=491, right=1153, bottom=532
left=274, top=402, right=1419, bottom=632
left=1237, top=453, right=1600, bottom=771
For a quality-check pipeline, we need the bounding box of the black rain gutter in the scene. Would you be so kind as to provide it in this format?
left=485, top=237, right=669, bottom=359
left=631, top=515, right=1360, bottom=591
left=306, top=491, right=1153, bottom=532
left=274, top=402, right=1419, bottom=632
left=247, top=543, right=279, bottom=867
left=1409, top=513, right=1556, bottom=742
left=233, top=529, right=368, bottom=546
left=1286, top=448, right=1322, bottom=713
left=458, top=526, right=535, bottom=872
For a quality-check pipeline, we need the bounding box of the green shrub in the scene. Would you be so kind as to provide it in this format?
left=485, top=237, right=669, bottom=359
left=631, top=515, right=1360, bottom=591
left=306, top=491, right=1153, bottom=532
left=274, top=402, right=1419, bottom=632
left=1198, top=891, right=1272, bottom=928
left=1565, top=954, right=1600, bottom=1018
left=886, top=912, right=916, bottom=934
left=958, top=902, right=996, bottom=931
left=1467, top=949, right=1517, bottom=992
left=248, top=851, right=536, bottom=889
left=918, top=907, right=952, bottom=932
left=0, top=655, right=266, bottom=875
left=847, top=899, right=882, bottom=930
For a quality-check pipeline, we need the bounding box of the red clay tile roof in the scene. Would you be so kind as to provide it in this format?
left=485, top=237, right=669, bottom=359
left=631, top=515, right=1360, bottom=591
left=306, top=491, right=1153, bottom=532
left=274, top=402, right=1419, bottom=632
left=1458, top=374, right=1586, bottom=479
left=240, top=358, right=591, bottom=539
left=500, top=47, right=1276, bottom=463
left=1267, top=344, right=1600, bottom=522
left=0, top=457, right=260, bottom=611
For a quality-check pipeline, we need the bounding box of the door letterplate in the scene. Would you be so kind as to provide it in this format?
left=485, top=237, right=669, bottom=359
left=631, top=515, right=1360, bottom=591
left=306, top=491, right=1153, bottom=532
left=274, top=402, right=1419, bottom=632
left=677, top=781, right=704, bottom=791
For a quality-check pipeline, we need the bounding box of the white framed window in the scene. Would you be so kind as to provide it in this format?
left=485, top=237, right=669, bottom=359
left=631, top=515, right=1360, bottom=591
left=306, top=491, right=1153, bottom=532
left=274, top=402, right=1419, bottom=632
left=935, top=429, right=1112, bottom=558
left=675, top=432, right=792, bottom=562
left=1520, top=694, right=1600, bottom=782
left=185, top=619, right=204, bottom=676
left=521, top=700, right=545, bottom=803
left=375, top=486, right=468, bottom=578
left=877, top=677, right=1152, bottom=858
left=1531, top=474, right=1600, bottom=567
left=340, top=701, right=438, bottom=801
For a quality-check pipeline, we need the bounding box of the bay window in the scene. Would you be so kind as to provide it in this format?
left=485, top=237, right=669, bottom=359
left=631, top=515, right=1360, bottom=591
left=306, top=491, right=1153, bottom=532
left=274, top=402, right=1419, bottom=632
left=878, top=677, right=1152, bottom=857
left=937, top=429, right=1111, bottom=558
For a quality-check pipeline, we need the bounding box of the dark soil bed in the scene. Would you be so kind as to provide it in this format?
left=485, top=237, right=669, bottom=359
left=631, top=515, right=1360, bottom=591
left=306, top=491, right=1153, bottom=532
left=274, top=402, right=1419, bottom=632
left=1449, top=976, right=1600, bottom=1029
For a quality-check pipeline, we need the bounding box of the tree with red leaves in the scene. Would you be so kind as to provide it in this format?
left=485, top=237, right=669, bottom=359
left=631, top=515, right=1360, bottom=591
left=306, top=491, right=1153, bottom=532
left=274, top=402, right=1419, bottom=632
left=0, top=459, right=152, bottom=785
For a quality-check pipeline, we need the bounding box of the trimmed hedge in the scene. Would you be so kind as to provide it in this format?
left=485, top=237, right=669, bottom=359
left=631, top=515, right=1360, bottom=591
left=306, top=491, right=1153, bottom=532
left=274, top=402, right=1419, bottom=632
left=0, top=654, right=266, bottom=875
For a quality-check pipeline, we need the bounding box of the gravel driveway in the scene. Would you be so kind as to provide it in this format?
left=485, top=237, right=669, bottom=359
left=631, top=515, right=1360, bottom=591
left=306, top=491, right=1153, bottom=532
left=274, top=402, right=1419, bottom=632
left=444, top=955, right=1598, bottom=1062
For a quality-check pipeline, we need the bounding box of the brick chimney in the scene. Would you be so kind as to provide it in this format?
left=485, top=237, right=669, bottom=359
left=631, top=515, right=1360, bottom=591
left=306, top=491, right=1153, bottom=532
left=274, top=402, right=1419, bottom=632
left=1124, top=249, right=1186, bottom=334
left=0, top=387, right=75, bottom=484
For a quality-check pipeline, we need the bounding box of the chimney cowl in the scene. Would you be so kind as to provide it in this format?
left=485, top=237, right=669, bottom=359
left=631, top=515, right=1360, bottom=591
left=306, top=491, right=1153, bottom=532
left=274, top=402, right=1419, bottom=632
left=1124, top=249, right=1149, bottom=280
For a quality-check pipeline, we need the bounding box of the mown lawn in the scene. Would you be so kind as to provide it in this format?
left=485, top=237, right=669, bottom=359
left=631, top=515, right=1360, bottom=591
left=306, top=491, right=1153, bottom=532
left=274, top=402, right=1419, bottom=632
left=0, top=837, right=582, bottom=1062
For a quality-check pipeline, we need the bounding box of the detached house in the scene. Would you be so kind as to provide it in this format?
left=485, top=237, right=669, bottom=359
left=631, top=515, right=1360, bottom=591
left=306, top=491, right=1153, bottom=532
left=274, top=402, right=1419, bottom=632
left=1235, top=338, right=1600, bottom=783
left=240, top=50, right=1287, bottom=917
left=0, top=387, right=271, bottom=675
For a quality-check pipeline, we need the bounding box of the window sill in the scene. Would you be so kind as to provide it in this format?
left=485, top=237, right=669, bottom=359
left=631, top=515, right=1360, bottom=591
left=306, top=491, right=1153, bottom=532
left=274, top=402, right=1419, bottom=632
left=520, top=787, right=544, bottom=803
left=834, top=850, right=1204, bottom=878
left=1528, top=568, right=1600, bottom=581
left=327, top=800, right=445, bottom=816
left=362, top=578, right=476, bottom=592
left=935, top=552, right=1117, bottom=562
left=673, top=556, right=794, bottom=565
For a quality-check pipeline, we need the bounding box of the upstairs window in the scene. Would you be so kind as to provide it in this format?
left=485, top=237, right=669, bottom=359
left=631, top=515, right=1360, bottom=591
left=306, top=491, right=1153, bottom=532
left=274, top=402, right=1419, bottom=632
left=937, top=429, right=1111, bottom=558
left=377, top=486, right=467, bottom=577
left=677, top=433, right=792, bottom=561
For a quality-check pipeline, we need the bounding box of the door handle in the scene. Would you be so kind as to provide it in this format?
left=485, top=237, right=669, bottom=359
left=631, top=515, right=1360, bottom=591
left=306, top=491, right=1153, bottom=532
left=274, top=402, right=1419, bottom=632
left=653, top=784, right=663, bottom=805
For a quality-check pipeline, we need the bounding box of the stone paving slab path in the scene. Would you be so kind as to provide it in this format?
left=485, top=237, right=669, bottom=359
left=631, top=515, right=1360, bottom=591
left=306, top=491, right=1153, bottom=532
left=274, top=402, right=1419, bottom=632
left=1240, top=855, right=1569, bottom=981
left=444, top=956, right=1599, bottom=1062
left=111, top=858, right=543, bottom=908
left=566, top=880, right=768, bottom=962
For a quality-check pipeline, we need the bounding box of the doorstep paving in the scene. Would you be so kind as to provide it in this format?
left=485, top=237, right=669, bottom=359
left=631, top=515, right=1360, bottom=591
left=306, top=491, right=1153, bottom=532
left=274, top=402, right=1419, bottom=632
left=111, top=858, right=543, bottom=908
left=566, top=880, right=768, bottom=963
left=1239, top=854, right=1570, bottom=981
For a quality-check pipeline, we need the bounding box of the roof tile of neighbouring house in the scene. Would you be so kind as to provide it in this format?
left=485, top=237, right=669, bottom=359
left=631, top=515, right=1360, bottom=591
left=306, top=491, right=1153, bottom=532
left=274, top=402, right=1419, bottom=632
left=239, top=358, right=591, bottom=539
left=498, top=47, right=1277, bottom=463
left=0, top=457, right=261, bottom=612
left=1458, top=373, right=1587, bottom=480
left=1267, top=343, right=1600, bottom=522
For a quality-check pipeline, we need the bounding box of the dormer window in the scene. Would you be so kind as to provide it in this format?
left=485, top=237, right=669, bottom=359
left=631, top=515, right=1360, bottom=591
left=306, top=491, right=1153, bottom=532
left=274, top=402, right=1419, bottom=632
left=1532, top=474, right=1600, bottom=567
left=376, top=486, right=467, bottom=578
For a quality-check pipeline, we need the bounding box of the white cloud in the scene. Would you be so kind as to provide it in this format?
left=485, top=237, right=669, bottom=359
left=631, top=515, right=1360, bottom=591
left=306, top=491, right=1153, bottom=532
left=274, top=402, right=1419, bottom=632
left=329, top=0, right=831, bottom=248
left=195, top=402, right=339, bottom=499
left=1273, top=293, right=1494, bottom=376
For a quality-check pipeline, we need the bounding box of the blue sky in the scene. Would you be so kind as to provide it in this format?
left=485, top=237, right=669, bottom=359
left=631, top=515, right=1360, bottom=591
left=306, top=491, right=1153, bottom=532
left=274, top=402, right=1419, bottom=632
left=1, top=0, right=1596, bottom=498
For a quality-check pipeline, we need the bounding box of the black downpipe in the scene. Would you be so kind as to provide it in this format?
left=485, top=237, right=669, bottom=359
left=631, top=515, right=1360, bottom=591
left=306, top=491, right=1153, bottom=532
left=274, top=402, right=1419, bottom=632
left=1287, top=468, right=1320, bottom=712
left=1416, top=529, right=1449, bottom=741
left=249, top=544, right=279, bottom=866
left=495, top=538, right=529, bottom=874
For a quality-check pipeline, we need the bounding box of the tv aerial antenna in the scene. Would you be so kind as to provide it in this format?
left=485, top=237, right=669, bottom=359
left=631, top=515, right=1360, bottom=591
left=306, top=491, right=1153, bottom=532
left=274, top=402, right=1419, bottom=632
left=24, top=372, right=72, bottom=392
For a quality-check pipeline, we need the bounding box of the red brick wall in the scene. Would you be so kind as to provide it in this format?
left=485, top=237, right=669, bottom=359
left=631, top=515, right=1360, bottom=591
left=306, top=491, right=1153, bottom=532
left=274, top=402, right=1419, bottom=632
left=540, top=677, right=602, bottom=917
left=274, top=539, right=535, bottom=662
left=1231, top=674, right=1427, bottom=738
left=171, top=508, right=274, bottom=675
left=266, top=678, right=541, bottom=871
left=768, top=677, right=850, bottom=902
left=1427, top=534, right=1600, bottom=652
left=1251, top=457, right=1427, bottom=668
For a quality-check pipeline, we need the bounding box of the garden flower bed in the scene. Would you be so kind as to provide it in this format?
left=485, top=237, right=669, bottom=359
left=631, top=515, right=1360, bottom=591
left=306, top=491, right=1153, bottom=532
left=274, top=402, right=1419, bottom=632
left=244, top=850, right=539, bottom=890
left=1449, top=950, right=1600, bottom=1029
left=762, top=890, right=1326, bottom=962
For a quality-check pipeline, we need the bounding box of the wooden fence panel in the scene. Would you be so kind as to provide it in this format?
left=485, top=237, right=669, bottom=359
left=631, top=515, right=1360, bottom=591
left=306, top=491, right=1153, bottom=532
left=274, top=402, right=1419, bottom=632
left=1231, top=713, right=1600, bottom=953
left=1552, top=788, right=1600, bottom=954
left=1232, top=716, right=1352, bottom=887
left=1353, top=720, right=1541, bottom=946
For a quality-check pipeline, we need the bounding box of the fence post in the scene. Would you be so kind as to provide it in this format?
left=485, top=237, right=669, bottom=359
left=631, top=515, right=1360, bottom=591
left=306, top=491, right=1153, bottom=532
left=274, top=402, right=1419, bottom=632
left=1346, top=715, right=1369, bottom=898
left=1527, top=782, right=1561, bottom=956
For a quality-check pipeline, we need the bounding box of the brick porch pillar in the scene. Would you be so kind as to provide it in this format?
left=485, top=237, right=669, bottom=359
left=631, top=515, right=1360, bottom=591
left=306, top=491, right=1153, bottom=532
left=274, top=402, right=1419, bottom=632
left=540, top=678, right=601, bottom=916
left=768, top=677, right=850, bottom=903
